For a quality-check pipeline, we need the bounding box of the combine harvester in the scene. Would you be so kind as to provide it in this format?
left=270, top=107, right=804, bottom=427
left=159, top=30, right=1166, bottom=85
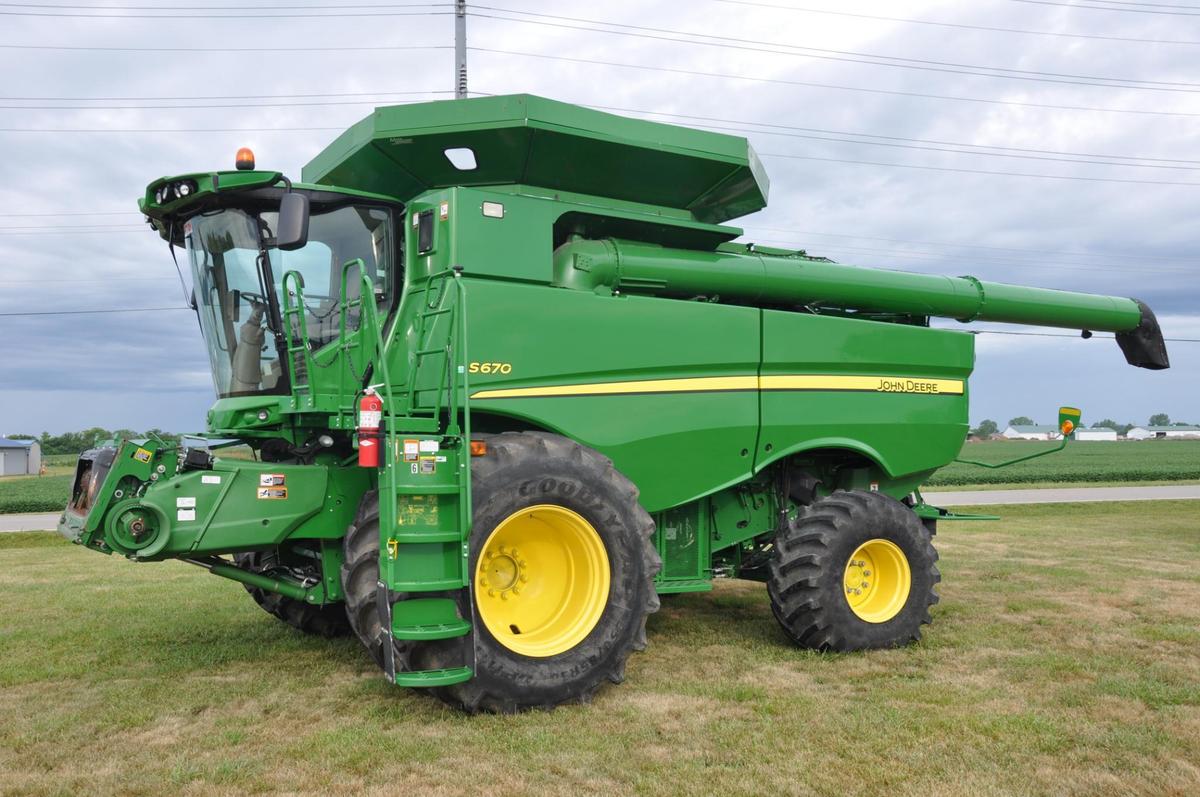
left=60, top=96, right=1169, bottom=712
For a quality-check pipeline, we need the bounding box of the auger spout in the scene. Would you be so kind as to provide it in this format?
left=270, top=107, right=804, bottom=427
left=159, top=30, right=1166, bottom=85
left=552, top=237, right=1169, bottom=370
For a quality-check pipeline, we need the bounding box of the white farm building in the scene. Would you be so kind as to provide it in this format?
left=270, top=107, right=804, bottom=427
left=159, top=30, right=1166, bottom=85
left=1002, top=425, right=1061, bottom=441
left=0, top=437, right=41, bottom=476
left=1127, top=425, right=1200, bottom=440
left=1075, top=428, right=1118, bottom=442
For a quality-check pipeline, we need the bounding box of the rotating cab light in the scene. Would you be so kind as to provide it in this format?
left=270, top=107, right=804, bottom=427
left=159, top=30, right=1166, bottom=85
left=235, top=147, right=255, bottom=171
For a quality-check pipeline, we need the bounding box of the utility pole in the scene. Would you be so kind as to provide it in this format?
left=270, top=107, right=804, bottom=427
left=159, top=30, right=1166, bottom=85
left=455, top=0, right=468, bottom=99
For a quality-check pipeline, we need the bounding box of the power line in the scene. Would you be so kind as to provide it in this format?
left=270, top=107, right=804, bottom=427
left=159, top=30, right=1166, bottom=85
left=0, top=1, right=447, bottom=7
left=0, top=96, right=453, bottom=111
left=468, top=48, right=1200, bottom=119
left=1009, top=0, right=1200, bottom=16
left=0, top=224, right=145, bottom=231
left=0, top=277, right=175, bottom=284
left=0, top=89, right=451, bottom=101
left=0, top=42, right=450, bottom=53
left=0, top=126, right=342, bottom=133
left=0, top=210, right=138, bottom=217
left=680, top=119, right=1200, bottom=171
left=0, top=307, right=190, bottom=317
left=6, top=215, right=1187, bottom=268
left=3, top=25, right=1196, bottom=114
left=759, top=150, right=1200, bottom=187
left=597, top=105, right=1200, bottom=166
left=737, top=224, right=1199, bottom=263
left=710, top=0, right=1200, bottom=45
left=0, top=6, right=450, bottom=18
left=755, top=239, right=1196, bottom=275
left=1077, top=0, right=1200, bottom=9
left=0, top=228, right=159, bottom=234
left=8, top=92, right=1192, bottom=169
left=471, top=7, right=1200, bottom=92
left=7, top=219, right=1186, bottom=276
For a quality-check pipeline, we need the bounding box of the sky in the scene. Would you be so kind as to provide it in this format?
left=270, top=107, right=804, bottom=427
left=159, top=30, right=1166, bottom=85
left=0, top=0, right=1196, bottom=435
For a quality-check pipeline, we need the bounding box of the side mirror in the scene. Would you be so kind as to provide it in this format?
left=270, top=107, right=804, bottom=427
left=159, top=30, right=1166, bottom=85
left=277, top=192, right=310, bottom=251
left=1058, top=406, right=1082, bottom=438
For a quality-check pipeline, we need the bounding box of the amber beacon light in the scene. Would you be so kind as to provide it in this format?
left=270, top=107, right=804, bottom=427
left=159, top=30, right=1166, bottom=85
left=235, top=147, right=255, bottom=171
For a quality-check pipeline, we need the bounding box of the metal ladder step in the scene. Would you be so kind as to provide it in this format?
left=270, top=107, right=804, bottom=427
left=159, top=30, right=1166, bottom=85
left=392, top=618, right=473, bottom=641
left=389, top=577, right=464, bottom=592
left=392, top=529, right=462, bottom=543
left=394, top=666, right=473, bottom=688
left=396, top=484, right=460, bottom=495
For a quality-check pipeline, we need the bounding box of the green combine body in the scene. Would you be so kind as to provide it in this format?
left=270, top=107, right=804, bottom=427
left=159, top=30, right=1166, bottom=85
left=59, top=95, right=1169, bottom=712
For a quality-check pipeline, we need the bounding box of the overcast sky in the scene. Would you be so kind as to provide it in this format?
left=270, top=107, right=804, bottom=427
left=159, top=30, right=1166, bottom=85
left=0, top=0, right=1196, bottom=435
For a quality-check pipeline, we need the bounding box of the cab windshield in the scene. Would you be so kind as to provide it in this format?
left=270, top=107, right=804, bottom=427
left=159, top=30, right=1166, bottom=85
left=184, top=203, right=395, bottom=398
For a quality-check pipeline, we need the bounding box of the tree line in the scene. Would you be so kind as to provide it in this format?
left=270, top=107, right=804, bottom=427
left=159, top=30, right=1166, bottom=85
left=5, top=429, right=182, bottom=456
left=971, top=413, right=1190, bottom=438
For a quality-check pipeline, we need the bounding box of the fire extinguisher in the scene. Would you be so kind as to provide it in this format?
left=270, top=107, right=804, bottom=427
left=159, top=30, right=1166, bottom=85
left=358, top=388, right=383, bottom=468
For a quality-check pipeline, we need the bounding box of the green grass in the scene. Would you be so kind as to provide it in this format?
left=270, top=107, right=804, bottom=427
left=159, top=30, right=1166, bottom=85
left=931, top=478, right=1200, bottom=492
left=928, top=439, right=1200, bottom=487
left=0, top=474, right=71, bottom=514
left=2, top=501, right=1199, bottom=795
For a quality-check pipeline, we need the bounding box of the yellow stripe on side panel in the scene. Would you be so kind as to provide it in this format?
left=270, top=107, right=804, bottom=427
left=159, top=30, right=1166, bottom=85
left=760, top=375, right=964, bottom=395
left=470, top=375, right=758, bottom=400
left=470, top=374, right=964, bottom=399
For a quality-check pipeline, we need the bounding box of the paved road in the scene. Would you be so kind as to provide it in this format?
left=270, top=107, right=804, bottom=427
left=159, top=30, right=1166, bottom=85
left=1, top=486, right=1197, bottom=532
left=925, top=484, right=1200, bottom=506
left=0, top=512, right=62, bottom=532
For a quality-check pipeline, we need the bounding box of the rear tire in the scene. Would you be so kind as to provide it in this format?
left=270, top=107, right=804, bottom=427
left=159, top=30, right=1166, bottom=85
left=233, top=550, right=351, bottom=638
left=767, top=490, right=939, bottom=651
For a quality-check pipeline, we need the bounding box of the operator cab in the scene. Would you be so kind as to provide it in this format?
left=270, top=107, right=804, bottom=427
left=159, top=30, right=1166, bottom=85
left=141, top=161, right=404, bottom=399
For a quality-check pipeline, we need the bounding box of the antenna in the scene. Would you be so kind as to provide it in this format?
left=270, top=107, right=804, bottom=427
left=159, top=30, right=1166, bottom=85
left=455, top=0, right=468, bottom=99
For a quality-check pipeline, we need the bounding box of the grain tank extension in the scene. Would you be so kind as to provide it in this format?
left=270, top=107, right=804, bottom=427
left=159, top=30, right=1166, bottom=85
left=58, top=95, right=1168, bottom=712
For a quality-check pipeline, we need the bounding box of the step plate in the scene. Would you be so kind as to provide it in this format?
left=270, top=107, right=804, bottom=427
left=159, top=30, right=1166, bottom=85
left=392, top=618, right=472, bottom=641
left=393, top=666, right=473, bottom=688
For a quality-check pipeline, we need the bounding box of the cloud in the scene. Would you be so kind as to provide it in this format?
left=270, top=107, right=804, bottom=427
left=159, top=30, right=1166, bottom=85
left=0, top=0, right=1194, bottom=434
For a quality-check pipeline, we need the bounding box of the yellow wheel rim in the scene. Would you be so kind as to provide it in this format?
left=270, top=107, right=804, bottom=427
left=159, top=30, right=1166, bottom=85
left=843, top=538, right=911, bottom=623
left=475, top=504, right=611, bottom=658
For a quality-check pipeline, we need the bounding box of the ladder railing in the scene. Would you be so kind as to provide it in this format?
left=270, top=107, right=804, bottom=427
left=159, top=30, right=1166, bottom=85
left=283, top=261, right=380, bottom=421
left=280, top=270, right=316, bottom=410
left=378, top=267, right=475, bottom=687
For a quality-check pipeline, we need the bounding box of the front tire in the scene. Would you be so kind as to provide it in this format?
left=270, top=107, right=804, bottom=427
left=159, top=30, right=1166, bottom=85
left=767, top=490, right=939, bottom=651
left=341, top=433, right=661, bottom=713
left=233, top=549, right=351, bottom=638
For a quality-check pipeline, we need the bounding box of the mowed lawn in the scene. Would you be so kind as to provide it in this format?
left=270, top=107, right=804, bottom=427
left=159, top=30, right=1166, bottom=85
left=2, top=502, right=1198, bottom=796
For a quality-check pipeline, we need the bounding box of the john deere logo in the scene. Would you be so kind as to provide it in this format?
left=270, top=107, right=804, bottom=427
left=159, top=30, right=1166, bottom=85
left=875, top=378, right=944, bottom=394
